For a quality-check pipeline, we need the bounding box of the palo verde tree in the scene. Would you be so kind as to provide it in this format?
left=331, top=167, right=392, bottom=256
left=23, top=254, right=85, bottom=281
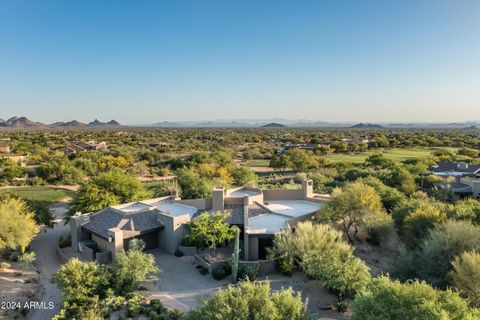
left=0, top=195, right=38, bottom=252
left=68, top=168, right=148, bottom=218
left=183, top=212, right=236, bottom=252
left=317, top=181, right=386, bottom=243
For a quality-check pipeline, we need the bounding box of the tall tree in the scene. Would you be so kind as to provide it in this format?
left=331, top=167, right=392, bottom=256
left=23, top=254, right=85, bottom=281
left=68, top=168, right=148, bottom=217
left=318, top=181, right=385, bottom=243
left=0, top=195, right=38, bottom=252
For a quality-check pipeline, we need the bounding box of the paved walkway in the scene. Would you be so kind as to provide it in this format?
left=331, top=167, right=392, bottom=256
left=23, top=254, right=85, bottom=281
left=149, top=249, right=229, bottom=312
left=28, top=204, right=69, bottom=320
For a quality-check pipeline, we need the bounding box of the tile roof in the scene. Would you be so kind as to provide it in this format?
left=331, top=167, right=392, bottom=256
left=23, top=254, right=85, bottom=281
left=430, top=162, right=480, bottom=174
left=82, top=207, right=164, bottom=239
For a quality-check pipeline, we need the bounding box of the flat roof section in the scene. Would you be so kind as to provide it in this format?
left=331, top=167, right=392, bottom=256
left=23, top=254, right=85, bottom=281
left=153, top=201, right=198, bottom=218
left=264, top=200, right=322, bottom=218
left=227, top=188, right=262, bottom=198
left=247, top=213, right=289, bottom=234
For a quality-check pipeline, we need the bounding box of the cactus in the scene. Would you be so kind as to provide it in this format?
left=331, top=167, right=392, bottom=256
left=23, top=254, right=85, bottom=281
left=231, top=227, right=240, bottom=282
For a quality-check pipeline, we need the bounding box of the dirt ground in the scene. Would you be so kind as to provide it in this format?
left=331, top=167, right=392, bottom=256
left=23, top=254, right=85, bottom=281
left=0, top=260, right=40, bottom=320
left=355, top=232, right=400, bottom=276
left=260, top=272, right=350, bottom=320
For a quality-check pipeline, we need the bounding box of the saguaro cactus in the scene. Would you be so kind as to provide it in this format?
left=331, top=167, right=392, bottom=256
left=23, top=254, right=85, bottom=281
left=231, top=227, right=240, bottom=282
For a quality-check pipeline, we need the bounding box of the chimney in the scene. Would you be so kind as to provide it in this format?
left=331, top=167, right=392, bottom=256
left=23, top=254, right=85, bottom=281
left=302, top=179, right=313, bottom=199
left=212, top=187, right=225, bottom=212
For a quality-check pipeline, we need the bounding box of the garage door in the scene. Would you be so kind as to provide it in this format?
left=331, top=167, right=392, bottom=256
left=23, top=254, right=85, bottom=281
left=124, top=232, right=159, bottom=251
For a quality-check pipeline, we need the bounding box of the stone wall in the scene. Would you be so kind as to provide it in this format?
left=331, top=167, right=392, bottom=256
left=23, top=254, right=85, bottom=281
left=95, top=251, right=112, bottom=264
left=178, top=245, right=197, bottom=256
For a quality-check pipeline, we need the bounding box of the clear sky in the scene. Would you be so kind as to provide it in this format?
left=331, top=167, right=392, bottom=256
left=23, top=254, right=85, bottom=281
left=1, top=0, right=479, bottom=124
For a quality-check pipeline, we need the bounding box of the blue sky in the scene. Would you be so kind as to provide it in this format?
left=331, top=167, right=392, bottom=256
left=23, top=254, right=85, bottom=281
left=1, top=1, right=479, bottom=124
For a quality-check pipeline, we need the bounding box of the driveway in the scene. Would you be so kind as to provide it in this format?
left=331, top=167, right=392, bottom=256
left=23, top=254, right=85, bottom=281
left=28, top=204, right=69, bottom=320
left=148, top=249, right=228, bottom=312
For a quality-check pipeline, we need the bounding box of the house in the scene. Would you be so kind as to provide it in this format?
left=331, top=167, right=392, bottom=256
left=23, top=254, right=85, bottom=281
left=70, top=179, right=327, bottom=262
left=58, top=140, right=107, bottom=154
left=450, top=178, right=480, bottom=200
left=430, top=162, right=480, bottom=178
left=0, top=153, right=27, bottom=165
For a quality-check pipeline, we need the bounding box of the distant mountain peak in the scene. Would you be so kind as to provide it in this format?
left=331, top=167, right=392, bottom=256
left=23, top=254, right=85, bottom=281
left=262, top=122, right=287, bottom=128
left=349, top=123, right=383, bottom=129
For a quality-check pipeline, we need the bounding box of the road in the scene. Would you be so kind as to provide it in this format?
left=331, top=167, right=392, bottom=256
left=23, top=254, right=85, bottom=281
left=28, top=204, right=69, bottom=320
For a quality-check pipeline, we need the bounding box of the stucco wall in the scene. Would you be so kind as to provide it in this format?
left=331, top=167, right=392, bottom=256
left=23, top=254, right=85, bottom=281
left=156, top=212, right=192, bottom=254
left=263, top=189, right=304, bottom=201
left=176, top=198, right=212, bottom=210
left=91, top=233, right=115, bottom=253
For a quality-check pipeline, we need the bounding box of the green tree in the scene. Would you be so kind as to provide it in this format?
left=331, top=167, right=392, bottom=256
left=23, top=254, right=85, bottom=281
left=318, top=181, right=385, bottom=243
left=403, top=205, right=446, bottom=249
left=450, top=251, right=480, bottom=307
left=0, top=195, right=38, bottom=252
left=351, top=276, right=477, bottom=320
left=184, top=280, right=307, bottom=320
left=394, top=220, right=480, bottom=288
left=68, top=168, right=148, bottom=217
left=269, top=153, right=291, bottom=172
left=177, top=167, right=212, bottom=199
left=301, top=245, right=371, bottom=300
left=231, top=166, right=258, bottom=187
left=287, top=148, right=317, bottom=173
left=112, top=247, right=159, bottom=294
left=184, top=212, right=236, bottom=251
left=37, top=156, right=84, bottom=184
left=53, top=258, right=111, bottom=318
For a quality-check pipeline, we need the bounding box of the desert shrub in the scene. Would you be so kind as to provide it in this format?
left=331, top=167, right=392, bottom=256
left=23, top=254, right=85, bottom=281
left=394, top=220, right=480, bottom=288
left=212, top=268, right=227, bottom=280
left=58, top=236, right=72, bottom=248
left=0, top=261, right=11, bottom=269
left=238, top=263, right=260, bottom=281
left=351, top=276, right=478, bottom=320
left=174, top=250, right=183, bottom=257
left=403, top=205, right=446, bottom=249
left=184, top=280, right=307, bottom=320
left=199, top=267, right=208, bottom=275
left=277, top=256, right=293, bottom=276
left=222, top=262, right=232, bottom=276
left=450, top=251, right=480, bottom=307
left=363, top=211, right=393, bottom=246
left=301, top=245, right=370, bottom=299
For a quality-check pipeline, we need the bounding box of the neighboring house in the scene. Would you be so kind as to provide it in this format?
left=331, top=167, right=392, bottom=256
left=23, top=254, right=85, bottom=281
left=58, top=140, right=107, bottom=154
left=450, top=178, right=480, bottom=200
left=275, top=143, right=330, bottom=154
left=0, top=153, right=27, bottom=165
left=71, top=179, right=327, bottom=262
left=0, top=143, right=11, bottom=153
left=430, top=161, right=480, bottom=178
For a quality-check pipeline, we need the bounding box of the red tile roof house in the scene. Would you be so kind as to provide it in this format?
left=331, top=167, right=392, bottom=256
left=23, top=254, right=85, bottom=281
left=70, top=179, right=328, bottom=262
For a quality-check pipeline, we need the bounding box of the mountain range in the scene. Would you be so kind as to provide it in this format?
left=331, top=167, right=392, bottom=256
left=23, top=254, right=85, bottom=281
left=0, top=116, right=479, bottom=129
left=0, top=117, right=121, bottom=128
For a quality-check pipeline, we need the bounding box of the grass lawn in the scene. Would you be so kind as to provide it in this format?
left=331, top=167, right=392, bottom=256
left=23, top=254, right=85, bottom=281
left=0, top=186, right=76, bottom=205
left=244, top=159, right=270, bottom=167
left=323, top=147, right=458, bottom=163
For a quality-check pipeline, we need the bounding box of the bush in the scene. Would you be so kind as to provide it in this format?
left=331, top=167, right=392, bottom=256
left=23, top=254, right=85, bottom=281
left=278, top=257, right=293, bottom=276
left=450, top=251, right=480, bottom=307
left=363, top=211, right=393, bottom=246
left=212, top=268, right=227, bottom=280
left=174, top=250, right=183, bottom=257
left=222, top=262, right=232, bottom=276
left=199, top=267, right=208, bottom=275
left=238, top=264, right=260, bottom=281
left=0, top=261, right=11, bottom=269
left=180, top=236, right=196, bottom=247
left=184, top=280, right=307, bottom=320
left=58, top=236, right=72, bottom=248
left=351, top=276, right=478, bottom=320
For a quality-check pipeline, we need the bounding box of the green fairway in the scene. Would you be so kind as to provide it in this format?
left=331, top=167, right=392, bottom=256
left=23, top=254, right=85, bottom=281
left=0, top=186, right=76, bottom=204
left=323, top=147, right=458, bottom=163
